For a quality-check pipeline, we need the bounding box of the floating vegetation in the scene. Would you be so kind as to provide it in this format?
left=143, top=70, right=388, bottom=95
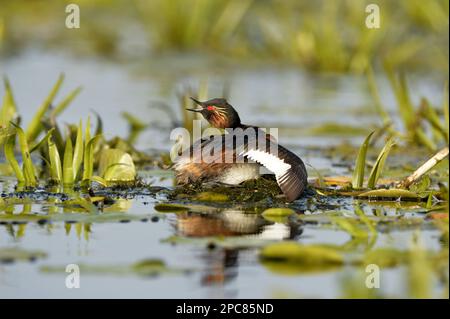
left=40, top=259, right=190, bottom=277
left=0, top=247, right=47, bottom=264
left=262, top=208, right=295, bottom=217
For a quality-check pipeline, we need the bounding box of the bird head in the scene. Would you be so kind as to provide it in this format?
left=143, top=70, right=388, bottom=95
left=187, top=97, right=241, bottom=129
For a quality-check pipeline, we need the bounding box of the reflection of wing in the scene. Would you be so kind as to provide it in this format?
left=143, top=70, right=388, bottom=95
left=242, top=143, right=308, bottom=202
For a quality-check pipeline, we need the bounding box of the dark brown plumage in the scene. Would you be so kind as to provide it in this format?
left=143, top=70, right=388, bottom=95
left=175, top=97, right=308, bottom=202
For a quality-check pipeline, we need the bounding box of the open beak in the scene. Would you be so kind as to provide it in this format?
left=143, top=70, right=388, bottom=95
left=187, top=97, right=204, bottom=112
left=186, top=108, right=202, bottom=113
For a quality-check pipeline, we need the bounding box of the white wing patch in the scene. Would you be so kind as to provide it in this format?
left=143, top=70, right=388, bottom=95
left=241, top=149, right=291, bottom=178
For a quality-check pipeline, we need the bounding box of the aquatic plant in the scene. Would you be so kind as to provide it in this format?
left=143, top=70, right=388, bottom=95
left=3, top=0, right=447, bottom=75
left=351, top=132, right=396, bottom=189
left=0, top=77, right=137, bottom=189
left=367, top=66, right=449, bottom=151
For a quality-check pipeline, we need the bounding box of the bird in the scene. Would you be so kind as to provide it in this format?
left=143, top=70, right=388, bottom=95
left=173, top=97, right=308, bottom=202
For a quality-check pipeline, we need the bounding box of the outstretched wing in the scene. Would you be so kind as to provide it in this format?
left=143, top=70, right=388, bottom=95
left=242, top=143, right=308, bottom=202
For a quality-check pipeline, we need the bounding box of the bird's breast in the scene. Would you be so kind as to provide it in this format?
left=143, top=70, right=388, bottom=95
left=218, top=163, right=261, bottom=185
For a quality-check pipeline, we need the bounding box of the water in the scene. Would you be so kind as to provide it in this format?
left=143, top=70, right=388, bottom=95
left=0, top=50, right=447, bottom=298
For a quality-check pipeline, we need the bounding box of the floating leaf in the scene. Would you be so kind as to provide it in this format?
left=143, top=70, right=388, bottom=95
left=260, top=242, right=344, bottom=265
left=262, top=208, right=294, bottom=217
left=40, top=259, right=187, bottom=277
left=358, top=188, right=419, bottom=199
left=363, top=248, right=408, bottom=268
left=154, top=203, right=190, bottom=212
left=193, top=192, right=229, bottom=202
left=0, top=247, right=47, bottom=263
left=331, top=217, right=369, bottom=239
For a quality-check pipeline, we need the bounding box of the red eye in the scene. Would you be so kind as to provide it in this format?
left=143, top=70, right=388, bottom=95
left=206, top=105, right=215, bottom=111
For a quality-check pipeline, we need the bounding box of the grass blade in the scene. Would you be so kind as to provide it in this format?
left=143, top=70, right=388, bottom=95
left=443, top=82, right=449, bottom=143
left=4, top=135, right=25, bottom=183
left=0, top=77, right=18, bottom=127
left=11, top=123, right=37, bottom=187
left=63, top=136, right=74, bottom=185
left=366, top=66, right=390, bottom=126
left=352, top=131, right=375, bottom=189
left=29, top=128, right=55, bottom=154
left=92, top=111, right=103, bottom=136
left=51, top=87, right=82, bottom=118
left=25, top=73, right=64, bottom=143
left=367, top=137, right=396, bottom=189
left=48, top=135, right=62, bottom=183
left=419, top=98, right=448, bottom=144
left=82, top=135, right=102, bottom=182
left=385, top=67, right=414, bottom=131
left=72, top=120, right=84, bottom=182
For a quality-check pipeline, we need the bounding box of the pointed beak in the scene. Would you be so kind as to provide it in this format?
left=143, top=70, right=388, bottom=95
left=186, top=108, right=202, bottom=113
left=187, top=97, right=204, bottom=112
left=190, top=97, right=203, bottom=106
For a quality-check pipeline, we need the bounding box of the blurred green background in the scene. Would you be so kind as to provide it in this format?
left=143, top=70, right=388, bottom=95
left=0, top=0, right=448, bottom=75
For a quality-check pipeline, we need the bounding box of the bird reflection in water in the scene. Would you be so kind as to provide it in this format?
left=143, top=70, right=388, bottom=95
left=173, top=210, right=303, bottom=287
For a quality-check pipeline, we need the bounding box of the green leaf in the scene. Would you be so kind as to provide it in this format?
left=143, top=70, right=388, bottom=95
left=386, top=68, right=415, bottom=131
left=0, top=77, right=18, bottom=127
left=29, top=128, right=55, bottom=154
left=192, top=192, right=230, bottom=202
left=0, top=247, right=47, bottom=263
left=367, top=137, right=395, bottom=188
left=48, top=135, right=62, bottom=183
left=25, top=73, right=64, bottom=143
left=358, top=188, right=419, bottom=199
left=260, top=242, right=344, bottom=265
left=72, top=120, right=84, bottom=181
left=420, top=99, right=448, bottom=144
left=262, top=208, right=295, bottom=217
left=98, top=148, right=136, bottom=182
left=4, top=135, right=25, bottom=183
left=443, top=82, right=449, bottom=143
left=63, top=136, right=74, bottom=185
left=352, top=131, right=375, bottom=189
left=51, top=87, right=82, bottom=118
left=331, top=217, right=369, bottom=239
left=366, top=66, right=391, bottom=126
left=89, top=175, right=108, bottom=187
left=82, top=135, right=101, bottom=182
left=354, top=205, right=377, bottom=236
left=12, top=123, right=37, bottom=187
left=93, top=111, right=103, bottom=136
